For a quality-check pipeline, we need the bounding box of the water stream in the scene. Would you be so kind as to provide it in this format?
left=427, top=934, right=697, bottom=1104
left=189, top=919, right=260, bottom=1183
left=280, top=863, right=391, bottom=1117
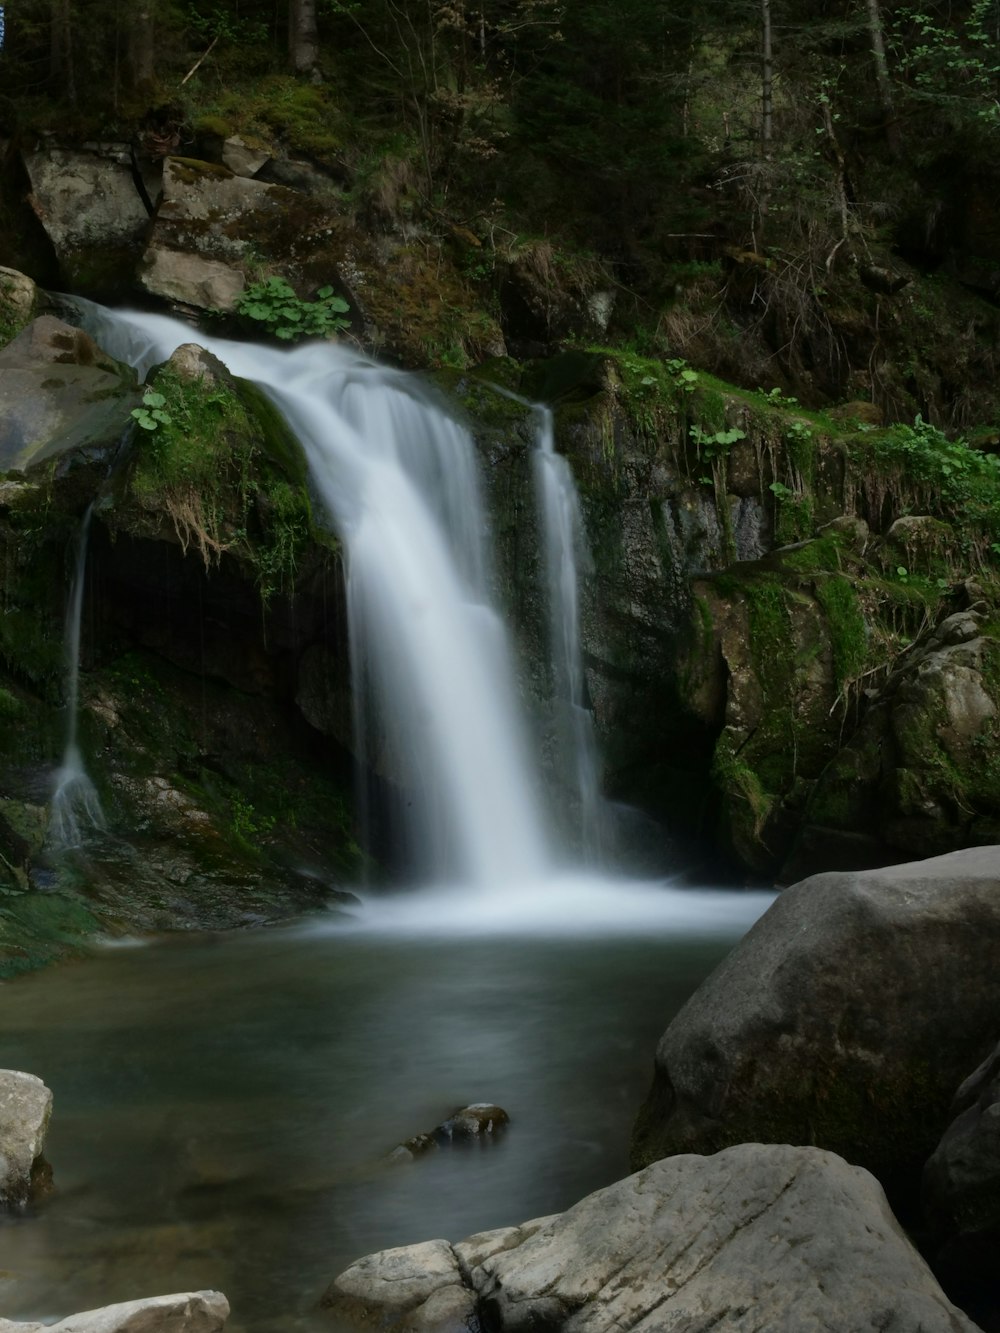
left=81, top=306, right=548, bottom=888
left=531, top=405, right=606, bottom=858
left=0, top=899, right=773, bottom=1332
left=48, top=502, right=105, bottom=849
left=2, top=309, right=777, bottom=1328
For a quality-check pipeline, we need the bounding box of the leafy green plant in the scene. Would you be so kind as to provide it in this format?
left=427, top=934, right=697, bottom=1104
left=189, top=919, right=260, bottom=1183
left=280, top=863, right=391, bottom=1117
left=236, top=278, right=350, bottom=342
left=131, top=390, right=172, bottom=432
left=690, top=424, right=747, bottom=462
left=667, top=358, right=700, bottom=393
left=759, top=387, right=799, bottom=407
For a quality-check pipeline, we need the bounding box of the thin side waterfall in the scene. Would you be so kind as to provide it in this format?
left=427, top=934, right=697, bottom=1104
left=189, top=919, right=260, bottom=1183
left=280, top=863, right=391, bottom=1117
left=531, top=406, right=606, bottom=859
left=49, top=503, right=105, bottom=848
left=79, top=304, right=550, bottom=889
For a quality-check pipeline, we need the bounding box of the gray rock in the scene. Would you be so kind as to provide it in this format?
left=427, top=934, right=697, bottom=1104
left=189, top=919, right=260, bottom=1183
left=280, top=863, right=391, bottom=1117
left=924, top=1037, right=1000, bottom=1238
left=140, top=248, right=245, bottom=312
left=0, top=316, right=138, bottom=474
left=0, top=1069, right=53, bottom=1206
left=325, top=1146, right=980, bottom=1333
left=387, top=1104, right=510, bottom=1162
left=139, top=157, right=307, bottom=312
left=0, top=268, right=39, bottom=337
left=321, top=1239, right=475, bottom=1333
left=22, top=147, right=149, bottom=289
left=632, top=846, right=1000, bottom=1193
left=221, top=136, right=270, bottom=179
left=0, top=1290, right=229, bottom=1332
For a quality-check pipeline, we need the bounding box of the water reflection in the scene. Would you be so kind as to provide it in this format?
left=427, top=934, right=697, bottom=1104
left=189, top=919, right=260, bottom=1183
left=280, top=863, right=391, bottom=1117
left=0, top=882, right=772, bottom=1331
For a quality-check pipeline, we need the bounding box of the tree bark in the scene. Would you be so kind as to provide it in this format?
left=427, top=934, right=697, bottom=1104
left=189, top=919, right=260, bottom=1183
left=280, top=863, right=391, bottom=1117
left=761, top=0, right=773, bottom=152
left=863, top=0, right=899, bottom=149
left=289, top=0, right=321, bottom=79
left=51, top=0, right=76, bottom=104
left=127, top=3, right=155, bottom=89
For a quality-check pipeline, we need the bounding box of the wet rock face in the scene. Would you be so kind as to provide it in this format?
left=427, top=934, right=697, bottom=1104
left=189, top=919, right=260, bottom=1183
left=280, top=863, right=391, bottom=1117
left=387, top=1104, right=510, bottom=1162
left=0, top=1070, right=53, bottom=1207
left=324, top=1145, right=979, bottom=1333
left=787, top=606, right=1000, bottom=879
left=631, top=846, right=1000, bottom=1206
left=0, top=315, right=139, bottom=475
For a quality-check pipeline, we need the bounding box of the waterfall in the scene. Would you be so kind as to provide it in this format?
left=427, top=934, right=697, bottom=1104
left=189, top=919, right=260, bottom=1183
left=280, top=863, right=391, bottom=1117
left=79, top=305, right=550, bottom=888
left=49, top=503, right=105, bottom=848
left=531, top=406, right=606, bottom=858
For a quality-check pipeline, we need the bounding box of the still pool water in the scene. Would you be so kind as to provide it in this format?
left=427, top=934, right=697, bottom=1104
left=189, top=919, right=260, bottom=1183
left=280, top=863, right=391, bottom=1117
left=0, top=879, right=773, bottom=1332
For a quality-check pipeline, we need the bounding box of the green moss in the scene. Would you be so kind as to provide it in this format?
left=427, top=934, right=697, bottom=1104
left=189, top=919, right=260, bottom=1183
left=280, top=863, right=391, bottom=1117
left=816, top=575, right=867, bottom=690
left=0, top=891, right=98, bottom=979
left=193, top=114, right=233, bottom=139
left=124, top=365, right=315, bottom=602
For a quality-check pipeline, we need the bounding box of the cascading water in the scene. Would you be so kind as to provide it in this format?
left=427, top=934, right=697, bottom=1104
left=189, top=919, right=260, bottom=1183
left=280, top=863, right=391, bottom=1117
left=80, top=304, right=550, bottom=889
left=49, top=502, right=105, bottom=848
left=531, top=405, right=606, bottom=859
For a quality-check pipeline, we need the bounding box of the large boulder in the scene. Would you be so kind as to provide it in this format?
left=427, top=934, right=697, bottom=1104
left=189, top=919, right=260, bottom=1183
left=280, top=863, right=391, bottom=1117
left=631, top=846, right=1000, bottom=1202
left=0, top=1070, right=53, bottom=1206
left=323, top=1145, right=981, bottom=1333
left=0, top=1290, right=229, bottom=1332
left=22, top=145, right=150, bottom=294
left=0, top=315, right=138, bottom=475
left=139, top=157, right=318, bottom=311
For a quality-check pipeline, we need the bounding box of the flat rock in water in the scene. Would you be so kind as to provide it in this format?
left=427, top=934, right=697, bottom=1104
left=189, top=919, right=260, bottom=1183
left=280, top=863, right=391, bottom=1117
left=0, top=1069, right=53, bottom=1207
left=323, top=1145, right=980, bottom=1333
left=631, top=846, right=1000, bottom=1193
left=0, top=1290, right=230, bottom=1332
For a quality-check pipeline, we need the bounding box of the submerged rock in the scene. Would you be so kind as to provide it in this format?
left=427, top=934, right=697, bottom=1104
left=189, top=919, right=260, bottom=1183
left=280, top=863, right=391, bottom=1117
left=0, top=1069, right=53, bottom=1206
left=631, top=846, right=1000, bottom=1203
left=324, top=1145, right=979, bottom=1333
left=387, top=1104, right=510, bottom=1162
left=0, top=1290, right=229, bottom=1332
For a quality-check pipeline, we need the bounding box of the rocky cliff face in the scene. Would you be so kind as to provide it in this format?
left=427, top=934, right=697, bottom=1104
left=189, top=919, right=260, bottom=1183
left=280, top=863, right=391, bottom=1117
left=3, top=128, right=1000, bottom=961
left=449, top=348, right=1000, bottom=880
left=0, top=293, right=361, bottom=975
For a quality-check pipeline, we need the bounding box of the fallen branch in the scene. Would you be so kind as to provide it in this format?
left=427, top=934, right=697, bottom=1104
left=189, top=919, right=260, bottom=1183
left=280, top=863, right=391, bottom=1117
left=180, top=35, right=219, bottom=87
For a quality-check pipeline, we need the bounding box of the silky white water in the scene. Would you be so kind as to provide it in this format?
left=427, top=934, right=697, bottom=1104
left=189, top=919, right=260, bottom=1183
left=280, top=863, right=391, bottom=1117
left=532, top=404, right=606, bottom=857
left=49, top=502, right=105, bottom=848
left=81, top=305, right=549, bottom=887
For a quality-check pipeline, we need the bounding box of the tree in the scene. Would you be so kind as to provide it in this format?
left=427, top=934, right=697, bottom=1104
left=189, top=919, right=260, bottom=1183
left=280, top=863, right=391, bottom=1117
left=289, top=0, right=321, bottom=79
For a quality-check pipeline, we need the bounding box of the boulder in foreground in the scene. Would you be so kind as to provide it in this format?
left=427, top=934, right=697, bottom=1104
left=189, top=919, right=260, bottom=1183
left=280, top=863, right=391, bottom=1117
left=0, top=1290, right=229, bottom=1332
left=323, top=1144, right=980, bottom=1333
left=632, top=846, right=1000, bottom=1197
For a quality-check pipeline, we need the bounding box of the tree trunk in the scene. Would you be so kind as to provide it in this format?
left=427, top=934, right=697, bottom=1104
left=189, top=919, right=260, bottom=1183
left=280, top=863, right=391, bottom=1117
left=863, top=0, right=898, bottom=149
left=127, top=3, right=156, bottom=90
left=51, top=0, right=76, bottom=104
left=289, top=0, right=321, bottom=79
left=761, top=0, right=773, bottom=152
